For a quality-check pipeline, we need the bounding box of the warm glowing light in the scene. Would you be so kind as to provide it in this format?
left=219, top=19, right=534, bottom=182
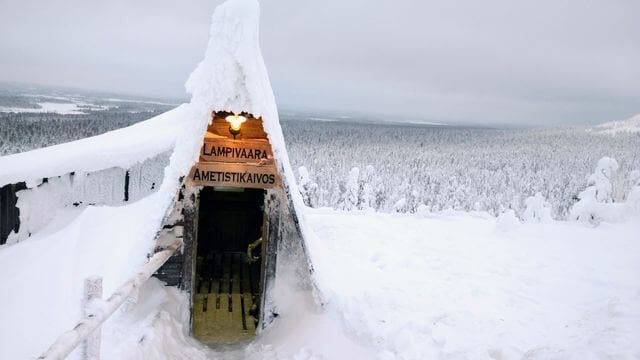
left=225, top=114, right=247, bottom=132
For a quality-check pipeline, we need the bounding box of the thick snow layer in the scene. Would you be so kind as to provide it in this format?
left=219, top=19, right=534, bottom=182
left=0, top=105, right=184, bottom=187
left=0, top=194, right=167, bottom=359
left=7, top=152, right=168, bottom=243
left=100, top=276, right=372, bottom=360
left=304, top=209, right=640, bottom=359
left=592, top=113, right=640, bottom=134
left=16, top=208, right=633, bottom=359
left=101, top=278, right=213, bottom=360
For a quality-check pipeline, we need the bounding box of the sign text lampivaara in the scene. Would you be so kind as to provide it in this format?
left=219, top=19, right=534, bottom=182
left=188, top=137, right=279, bottom=189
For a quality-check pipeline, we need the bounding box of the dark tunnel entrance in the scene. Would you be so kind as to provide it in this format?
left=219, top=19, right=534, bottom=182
left=193, top=186, right=265, bottom=344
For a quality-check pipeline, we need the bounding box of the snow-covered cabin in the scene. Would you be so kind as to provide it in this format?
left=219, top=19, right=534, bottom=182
left=0, top=0, right=309, bottom=347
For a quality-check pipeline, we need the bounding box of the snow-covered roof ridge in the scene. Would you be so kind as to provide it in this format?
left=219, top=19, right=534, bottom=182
left=186, top=0, right=267, bottom=117
left=182, top=0, right=306, bottom=212
left=0, top=105, right=185, bottom=188
left=592, top=113, right=640, bottom=135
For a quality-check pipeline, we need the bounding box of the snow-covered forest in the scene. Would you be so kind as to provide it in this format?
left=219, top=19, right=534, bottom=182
left=0, top=84, right=176, bottom=155
left=282, top=118, right=640, bottom=220
left=3, top=98, right=638, bottom=222
left=0, top=112, right=169, bottom=155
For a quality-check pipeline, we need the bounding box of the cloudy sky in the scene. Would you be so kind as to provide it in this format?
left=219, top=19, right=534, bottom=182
left=0, top=0, right=638, bottom=125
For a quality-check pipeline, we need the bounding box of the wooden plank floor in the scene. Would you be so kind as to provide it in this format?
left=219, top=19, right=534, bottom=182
left=193, top=252, right=258, bottom=344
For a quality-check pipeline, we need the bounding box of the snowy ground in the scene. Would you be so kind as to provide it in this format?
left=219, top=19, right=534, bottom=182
left=2, top=205, right=638, bottom=359
left=305, top=209, right=640, bottom=359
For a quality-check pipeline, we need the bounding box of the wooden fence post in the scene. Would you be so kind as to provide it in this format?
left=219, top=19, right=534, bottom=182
left=38, top=239, right=182, bottom=360
left=83, top=276, right=102, bottom=360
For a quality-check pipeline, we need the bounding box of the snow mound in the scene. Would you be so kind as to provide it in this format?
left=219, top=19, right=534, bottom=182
left=592, top=113, right=640, bottom=135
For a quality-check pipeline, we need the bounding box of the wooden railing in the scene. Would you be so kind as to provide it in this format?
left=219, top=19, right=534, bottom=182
left=37, top=237, right=183, bottom=360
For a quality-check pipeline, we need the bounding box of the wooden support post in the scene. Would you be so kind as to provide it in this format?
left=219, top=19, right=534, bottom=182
left=123, top=170, right=130, bottom=202
left=83, top=276, right=102, bottom=360
left=261, top=192, right=280, bottom=329
left=181, top=189, right=199, bottom=330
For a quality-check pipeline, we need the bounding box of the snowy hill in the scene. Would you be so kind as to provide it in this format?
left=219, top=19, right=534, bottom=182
left=592, top=113, right=640, bottom=135
left=0, top=82, right=179, bottom=115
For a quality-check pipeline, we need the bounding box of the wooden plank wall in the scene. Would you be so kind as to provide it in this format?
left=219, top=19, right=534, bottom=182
left=0, top=182, right=26, bottom=245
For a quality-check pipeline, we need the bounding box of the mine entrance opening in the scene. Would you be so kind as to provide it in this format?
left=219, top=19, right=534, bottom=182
left=193, top=186, right=265, bottom=344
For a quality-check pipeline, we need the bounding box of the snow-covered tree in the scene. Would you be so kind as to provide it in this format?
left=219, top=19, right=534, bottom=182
left=590, top=157, right=619, bottom=203
left=297, top=166, right=318, bottom=207
left=522, top=192, right=552, bottom=222
left=626, top=170, right=640, bottom=214
left=338, top=167, right=360, bottom=211
left=392, top=197, right=407, bottom=213
left=281, top=120, right=640, bottom=218
left=359, top=165, right=384, bottom=210
left=570, top=157, right=619, bottom=223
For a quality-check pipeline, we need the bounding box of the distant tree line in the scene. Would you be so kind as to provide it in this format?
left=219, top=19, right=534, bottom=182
left=283, top=120, right=640, bottom=220
left=2, top=111, right=639, bottom=221
left=0, top=110, right=163, bottom=156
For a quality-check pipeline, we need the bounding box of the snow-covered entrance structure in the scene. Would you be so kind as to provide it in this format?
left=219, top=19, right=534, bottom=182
left=0, top=0, right=310, bottom=349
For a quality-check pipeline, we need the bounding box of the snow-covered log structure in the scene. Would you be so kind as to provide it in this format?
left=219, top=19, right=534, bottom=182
left=0, top=0, right=310, bottom=348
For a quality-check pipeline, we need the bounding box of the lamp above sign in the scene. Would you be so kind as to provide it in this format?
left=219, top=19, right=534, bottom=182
left=187, top=111, right=280, bottom=190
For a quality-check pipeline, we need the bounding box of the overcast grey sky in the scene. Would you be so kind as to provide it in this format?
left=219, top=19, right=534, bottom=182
left=0, top=0, right=638, bottom=125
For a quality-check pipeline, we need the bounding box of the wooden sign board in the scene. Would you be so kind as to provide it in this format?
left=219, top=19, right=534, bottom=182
left=187, top=162, right=280, bottom=189
left=200, top=138, right=274, bottom=164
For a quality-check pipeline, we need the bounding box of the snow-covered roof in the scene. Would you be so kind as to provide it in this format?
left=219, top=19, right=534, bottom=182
left=0, top=106, right=184, bottom=188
